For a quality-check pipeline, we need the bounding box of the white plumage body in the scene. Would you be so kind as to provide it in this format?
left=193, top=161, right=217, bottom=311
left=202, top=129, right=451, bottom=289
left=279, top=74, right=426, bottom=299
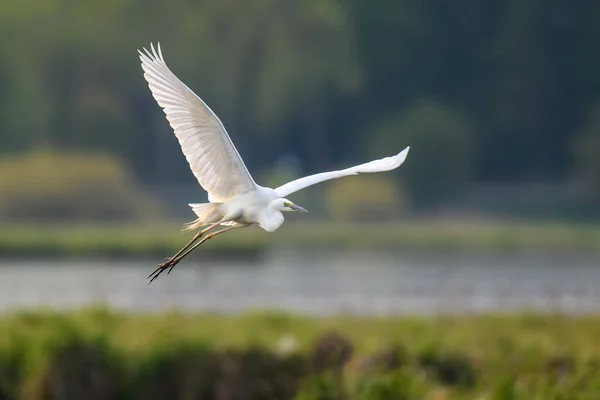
left=188, top=186, right=283, bottom=232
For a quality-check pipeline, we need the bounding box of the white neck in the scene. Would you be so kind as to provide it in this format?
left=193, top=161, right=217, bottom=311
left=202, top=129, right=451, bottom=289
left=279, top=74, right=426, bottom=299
left=258, top=206, right=284, bottom=232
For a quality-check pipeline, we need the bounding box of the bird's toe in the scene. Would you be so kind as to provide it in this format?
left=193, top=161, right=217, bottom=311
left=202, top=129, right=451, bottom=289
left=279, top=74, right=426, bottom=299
left=167, top=259, right=179, bottom=274
left=147, top=262, right=169, bottom=283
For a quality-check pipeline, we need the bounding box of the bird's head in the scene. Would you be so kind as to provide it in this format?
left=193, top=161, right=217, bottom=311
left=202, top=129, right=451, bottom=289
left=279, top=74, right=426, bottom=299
left=271, top=198, right=308, bottom=213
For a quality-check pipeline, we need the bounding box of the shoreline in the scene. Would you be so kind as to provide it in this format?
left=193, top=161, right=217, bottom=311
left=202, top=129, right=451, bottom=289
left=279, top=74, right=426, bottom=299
left=0, top=221, right=599, bottom=258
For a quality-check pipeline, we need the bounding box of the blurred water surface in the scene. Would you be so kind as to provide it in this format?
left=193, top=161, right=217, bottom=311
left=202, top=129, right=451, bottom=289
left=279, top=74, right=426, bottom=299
left=1, top=251, right=599, bottom=315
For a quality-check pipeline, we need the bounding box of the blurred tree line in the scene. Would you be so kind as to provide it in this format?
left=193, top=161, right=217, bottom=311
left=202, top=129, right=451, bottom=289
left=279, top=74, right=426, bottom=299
left=1, top=0, right=600, bottom=212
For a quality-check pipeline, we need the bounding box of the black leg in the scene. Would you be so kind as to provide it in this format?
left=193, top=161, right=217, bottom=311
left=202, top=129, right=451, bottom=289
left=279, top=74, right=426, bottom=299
left=169, top=225, right=237, bottom=268
left=147, top=224, right=218, bottom=283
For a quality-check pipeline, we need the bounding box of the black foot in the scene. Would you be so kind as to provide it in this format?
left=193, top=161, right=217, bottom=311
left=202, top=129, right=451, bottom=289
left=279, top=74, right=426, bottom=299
left=148, top=258, right=178, bottom=283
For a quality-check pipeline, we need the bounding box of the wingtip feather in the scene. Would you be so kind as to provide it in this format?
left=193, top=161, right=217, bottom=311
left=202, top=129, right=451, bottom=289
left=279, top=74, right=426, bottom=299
left=139, top=42, right=165, bottom=64
left=396, top=146, right=410, bottom=165
left=157, top=42, right=163, bottom=60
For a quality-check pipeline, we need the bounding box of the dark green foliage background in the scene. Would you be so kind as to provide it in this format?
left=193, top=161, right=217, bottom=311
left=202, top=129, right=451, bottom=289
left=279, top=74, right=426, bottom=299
left=2, top=0, right=599, bottom=207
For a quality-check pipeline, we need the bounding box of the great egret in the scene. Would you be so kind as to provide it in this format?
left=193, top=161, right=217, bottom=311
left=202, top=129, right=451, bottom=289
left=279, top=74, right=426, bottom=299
left=139, top=43, right=409, bottom=282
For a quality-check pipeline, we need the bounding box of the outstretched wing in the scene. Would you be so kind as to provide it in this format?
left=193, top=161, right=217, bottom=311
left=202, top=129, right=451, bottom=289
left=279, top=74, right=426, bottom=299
left=274, top=147, right=410, bottom=197
left=139, top=43, right=257, bottom=202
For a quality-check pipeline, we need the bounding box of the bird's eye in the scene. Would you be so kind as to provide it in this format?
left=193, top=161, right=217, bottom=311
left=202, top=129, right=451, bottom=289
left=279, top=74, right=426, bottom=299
left=284, top=202, right=292, bottom=208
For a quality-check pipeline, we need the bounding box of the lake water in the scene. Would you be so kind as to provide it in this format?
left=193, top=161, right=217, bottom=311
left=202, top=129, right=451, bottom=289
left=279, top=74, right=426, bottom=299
left=1, top=250, right=599, bottom=315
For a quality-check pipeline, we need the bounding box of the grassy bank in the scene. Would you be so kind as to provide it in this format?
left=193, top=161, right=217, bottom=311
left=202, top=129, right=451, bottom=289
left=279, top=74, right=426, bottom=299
left=1, top=221, right=600, bottom=258
left=0, top=309, right=599, bottom=399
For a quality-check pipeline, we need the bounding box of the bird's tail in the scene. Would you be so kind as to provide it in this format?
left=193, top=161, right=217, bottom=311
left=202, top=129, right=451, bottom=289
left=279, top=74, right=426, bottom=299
left=183, top=203, right=222, bottom=232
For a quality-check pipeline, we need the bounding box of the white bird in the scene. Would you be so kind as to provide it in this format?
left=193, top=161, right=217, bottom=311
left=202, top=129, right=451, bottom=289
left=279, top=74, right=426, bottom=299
left=139, top=43, right=409, bottom=282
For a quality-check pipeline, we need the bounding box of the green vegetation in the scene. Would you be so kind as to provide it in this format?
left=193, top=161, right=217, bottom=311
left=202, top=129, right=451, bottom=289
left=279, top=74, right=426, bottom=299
left=371, top=99, right=474, bottom=206
left=0, top=150, right=163, bottom=223
left=0, top=221, right=599, bottom=258
left=326, top=175, right=405, bottom=222
left=0, top=308, right=599, bottom=399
